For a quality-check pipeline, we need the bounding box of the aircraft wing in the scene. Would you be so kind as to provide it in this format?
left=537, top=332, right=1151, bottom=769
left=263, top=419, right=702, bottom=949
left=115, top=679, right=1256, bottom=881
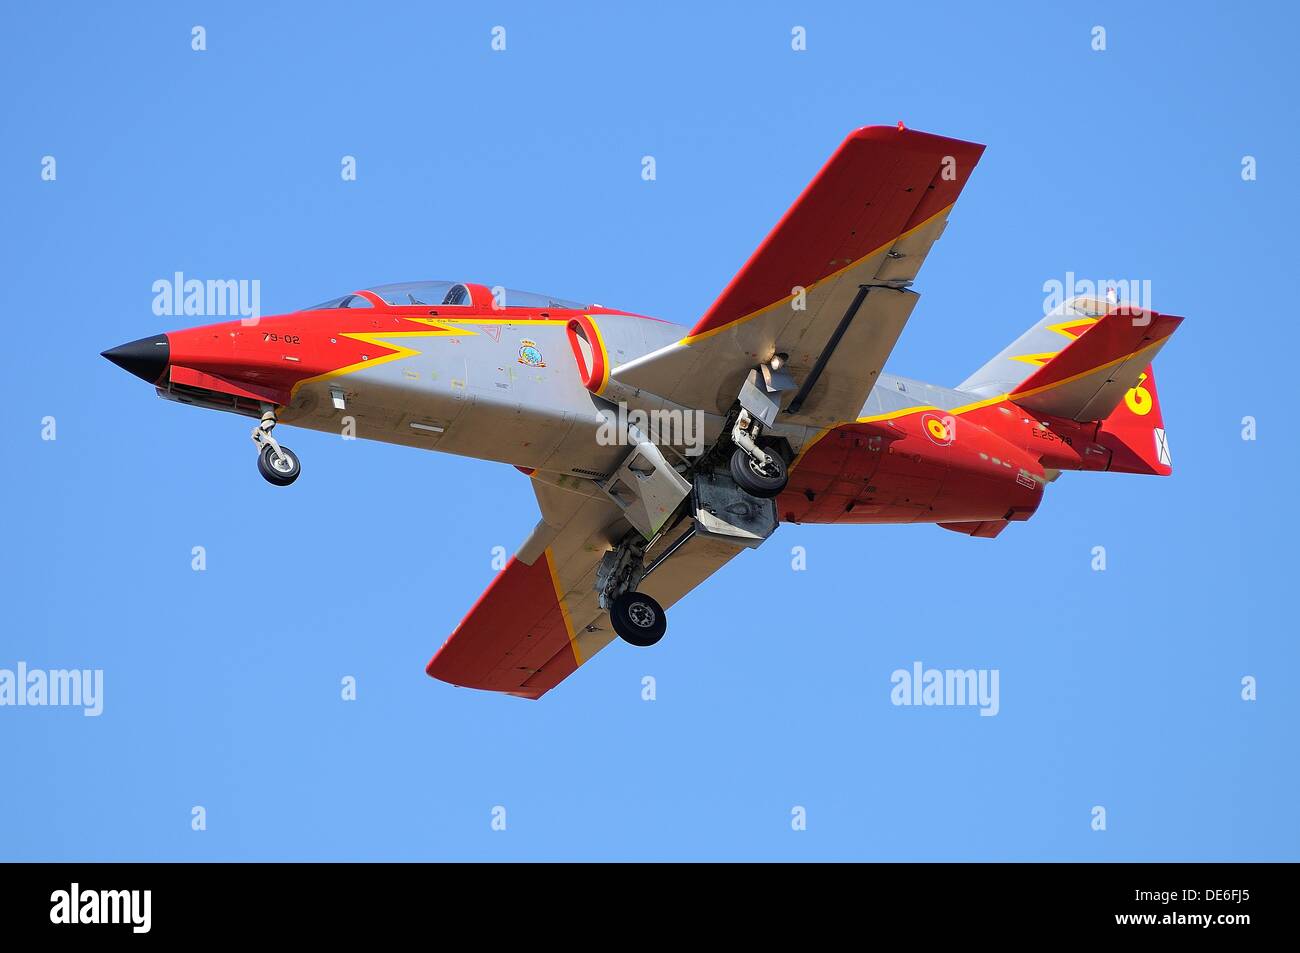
left=426, top=474, right=742, bottom=698
left=610, top=125, right=985, bottom=428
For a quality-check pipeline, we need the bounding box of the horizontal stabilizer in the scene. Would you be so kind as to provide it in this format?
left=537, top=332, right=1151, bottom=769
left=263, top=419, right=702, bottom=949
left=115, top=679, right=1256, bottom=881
left=1008, top=308, right=1182, bottom=422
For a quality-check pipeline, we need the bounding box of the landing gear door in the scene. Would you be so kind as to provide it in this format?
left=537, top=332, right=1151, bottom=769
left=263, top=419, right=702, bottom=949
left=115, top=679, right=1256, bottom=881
left=692, top=470, right=778, bottom=549
left=600, top=441, right=693, bottom=540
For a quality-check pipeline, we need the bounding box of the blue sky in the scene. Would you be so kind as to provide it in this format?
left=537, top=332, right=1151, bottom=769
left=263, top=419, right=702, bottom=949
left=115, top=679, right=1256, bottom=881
left=2, top=1, right=1296, bottom=860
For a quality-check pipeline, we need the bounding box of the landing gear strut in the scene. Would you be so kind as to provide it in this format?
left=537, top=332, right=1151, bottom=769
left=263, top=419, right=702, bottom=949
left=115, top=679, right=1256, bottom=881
left=251, top=408, right=301, bottom=486
left=729, top=409, right=788, bottom=498
left=597, top=532, right=668, bottom=647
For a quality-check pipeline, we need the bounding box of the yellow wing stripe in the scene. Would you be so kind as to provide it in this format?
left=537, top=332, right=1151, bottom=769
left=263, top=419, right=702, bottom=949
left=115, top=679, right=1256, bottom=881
left=543, top=548, right=583, bottom=666
left=678, top=203, right=956, bottom=347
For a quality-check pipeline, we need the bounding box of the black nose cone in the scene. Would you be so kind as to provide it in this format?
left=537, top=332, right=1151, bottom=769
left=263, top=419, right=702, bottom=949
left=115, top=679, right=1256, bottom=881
left=102, top=334, right=169, bottom=384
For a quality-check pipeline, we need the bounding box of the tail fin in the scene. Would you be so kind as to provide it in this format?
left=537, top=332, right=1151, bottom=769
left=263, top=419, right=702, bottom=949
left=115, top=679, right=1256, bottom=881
left=1091, top=363, right=1174, bottom=475
left=959, top=297, right=1115, bottom=398
left=961, top=296, right=1182, bottom=476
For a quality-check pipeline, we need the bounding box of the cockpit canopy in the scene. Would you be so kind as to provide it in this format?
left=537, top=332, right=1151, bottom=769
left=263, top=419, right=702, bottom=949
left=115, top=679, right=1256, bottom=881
left=303, top=293, right=374, bottom=310
left=366, top=281, right=471, bottom=306
left=303, top=281, right=588, bottom=311
left=487, top=287, right=588, bottom=310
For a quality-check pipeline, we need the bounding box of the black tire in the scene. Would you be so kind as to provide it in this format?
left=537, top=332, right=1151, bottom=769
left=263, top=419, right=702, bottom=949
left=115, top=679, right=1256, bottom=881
left=610, top=590, right=667, bottom=647
left=257, top=444, right=301, bottom=486
left=729, top=446, right=788, bottom=498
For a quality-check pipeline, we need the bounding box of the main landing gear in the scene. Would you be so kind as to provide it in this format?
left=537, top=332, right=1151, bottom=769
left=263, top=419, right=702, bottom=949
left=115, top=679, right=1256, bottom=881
left=609, top=590, right=667, bottom=647
left=729, top=445, right=788, bottom=498
left=597, top=532, right=670, bottom=647
left=251, top=408, right=301, bottom=486
left=728, top=409, right=789, bottom=499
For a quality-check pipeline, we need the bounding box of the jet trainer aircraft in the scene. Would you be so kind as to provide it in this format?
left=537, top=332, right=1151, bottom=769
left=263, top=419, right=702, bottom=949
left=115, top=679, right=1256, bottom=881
left=104, top=126, right=1182, bottom=699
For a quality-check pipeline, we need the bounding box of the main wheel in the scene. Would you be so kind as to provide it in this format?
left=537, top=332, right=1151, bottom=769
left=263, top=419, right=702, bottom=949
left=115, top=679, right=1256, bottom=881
left=610, top=590, right=667, bottom=647
left=729, top=446, right=788, bottom=498
left=257, top=444, right=301, bottom=486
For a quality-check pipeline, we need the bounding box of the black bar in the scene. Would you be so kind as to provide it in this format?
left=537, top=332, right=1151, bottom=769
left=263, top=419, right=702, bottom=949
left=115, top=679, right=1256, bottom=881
left=642, top=523, right=696, bottom=579
left=786, top=284, right=873, bottom=414
left=0, top=861, right=1280, bottom=939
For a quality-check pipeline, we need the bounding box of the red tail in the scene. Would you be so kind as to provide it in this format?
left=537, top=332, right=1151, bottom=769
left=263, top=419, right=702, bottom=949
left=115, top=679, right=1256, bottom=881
left=1094, top=363, right=1173, bottom=475
left=1003, top=307, right=1181, bottom=477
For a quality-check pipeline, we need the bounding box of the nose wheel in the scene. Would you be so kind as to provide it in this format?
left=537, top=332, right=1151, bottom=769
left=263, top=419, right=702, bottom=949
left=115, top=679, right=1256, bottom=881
left=251, top=408, right=301, bottom=486
left=257, top=444, right=301, bottom=486
left=610, top=590, right=667, bottom=647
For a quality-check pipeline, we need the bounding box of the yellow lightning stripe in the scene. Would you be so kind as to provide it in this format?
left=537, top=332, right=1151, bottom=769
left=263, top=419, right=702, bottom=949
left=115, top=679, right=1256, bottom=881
left=286, top=317, right=575, bottom=401
left=286, top=322, right=473, bottom=400
left=1008, top=352, right=1060, bottom=368
left=1046, top=317, right=1099, bottom=338
left=408, top=318, right=573, bottom=328
left=1007, top=316, right=1098, bottom=367
left=543, top=548, right=583, bottom=666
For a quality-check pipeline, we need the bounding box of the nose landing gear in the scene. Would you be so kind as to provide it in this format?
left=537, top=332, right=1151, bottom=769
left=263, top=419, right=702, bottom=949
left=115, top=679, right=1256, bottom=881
left=258, top=444, right=301, bottom=486
left=251, top=408, right=301, bottom=486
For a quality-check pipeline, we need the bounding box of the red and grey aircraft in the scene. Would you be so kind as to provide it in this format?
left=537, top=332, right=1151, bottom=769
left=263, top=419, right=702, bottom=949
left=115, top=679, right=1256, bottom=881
left=103, top=126, right=1182, bottom=699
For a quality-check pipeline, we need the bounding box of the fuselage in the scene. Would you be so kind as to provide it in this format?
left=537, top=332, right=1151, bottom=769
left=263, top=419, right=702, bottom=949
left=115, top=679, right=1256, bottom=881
left=117, top=280, right=1101, bottom=533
